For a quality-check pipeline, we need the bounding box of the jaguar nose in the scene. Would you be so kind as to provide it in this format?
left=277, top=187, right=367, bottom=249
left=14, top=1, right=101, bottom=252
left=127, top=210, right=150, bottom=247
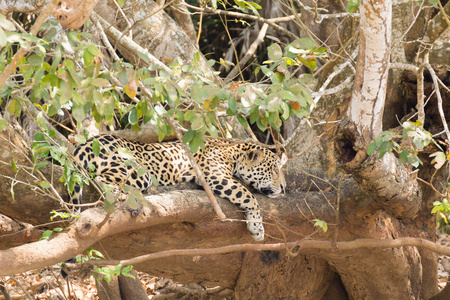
left=260, top=188, right=273, bottom=196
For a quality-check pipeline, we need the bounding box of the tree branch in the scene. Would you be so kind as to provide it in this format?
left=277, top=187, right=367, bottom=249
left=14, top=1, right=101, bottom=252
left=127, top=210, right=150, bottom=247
left=91, top=236, right=450, bottom=268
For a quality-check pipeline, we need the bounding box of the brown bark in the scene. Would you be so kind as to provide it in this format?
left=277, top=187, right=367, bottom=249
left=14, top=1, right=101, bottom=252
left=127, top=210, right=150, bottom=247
left=96, top=275, right=121, bottom=300
left=117, top=270, right=148, bottom=300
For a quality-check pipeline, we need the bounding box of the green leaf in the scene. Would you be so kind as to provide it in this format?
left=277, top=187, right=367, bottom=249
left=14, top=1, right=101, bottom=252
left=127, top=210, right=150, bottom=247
left=150, top=175, right=159, bottom=186
left=104, top=191, right=115, bottom=214
left=121, top=265, right=135, bottom=279
left=398, top=150, right=409, bottom=165
left=34, top=161, right=49, bottom=170
left=430, top=151, right=447, bottom=169
left=92, top=78, right=110, bottom=87
left=182, top=129, right=195, bottom=143
left=126, top=193, right=139, bottom=209
left=28, top=54, right=43, bottom=67
left=40, top=230, right=53, bottom=240
left=431, top=205, right=442, bottom=214
left=72, top=103, right=86, bottom=122
left=38, top=181, right=51, bottom=189
left=348, top=0, right=360, bottom=12
left=191, top=117, right=204, bottom=130
left=228, top=97, right=237, bottom=114
left=189, top=134, right=202, bottom=153
left=10, top=159, right=17, bottom=171
left=137, top=167, right=147, bottom=177
left=128, top=107, right=139, bottom=125
left=267, top=43, right=283, bottom=61
left=237, top=114, right=248, bottom=128
left=87, top=44, right=99, bottom=56
left=8, top=99, right=21, bottom=117
left=367, top=142, right=377, bottom=155
left=208, top=124, right=219, bottom=138
left=0, top=119, right=6, bottom=131
left=137, top=51, right=150, bottom=62
left=313, top=219, right=328, bottom=232
left=74, top=134, right=86, bottom=145
left=92, top=139, right=100, bottom=157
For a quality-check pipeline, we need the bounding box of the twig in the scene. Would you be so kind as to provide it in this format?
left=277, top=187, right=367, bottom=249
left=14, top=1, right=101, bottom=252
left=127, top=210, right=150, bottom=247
left=91, top=11, right=172, bottom=73
left=111, top=0, right=133, bottom=38
left=269, top=212, right=292, bottom=256
left=9, top=276, right=32, bottom=300
left=332, top=176, right=343, bottom=248
left=417, top=65, right=425, bottom=124
left=289, top=123, right=337, bottom=158
left=399, top=0, right=426, bottom=42
left=437, top=0, right=450, bottom=27
left=225, top=23, right=269, bottom=84
left=311, top=180, right=335, bottom=212
left=165, top=118, right=226, bottom=220
left=219, top=14, right=245, bottom=82
left=416, top=177, right=445, bottom=198
left=300, top=169, right=337, bottom=190
left=423, top=62, right=450, bottom=144
left=310, top=75, right=354, bottom=98
left=311, top=47, right=358, bottom=109
left=91, top=16, right=121, bottom=62
left=184, top=3, right=299, bottom=40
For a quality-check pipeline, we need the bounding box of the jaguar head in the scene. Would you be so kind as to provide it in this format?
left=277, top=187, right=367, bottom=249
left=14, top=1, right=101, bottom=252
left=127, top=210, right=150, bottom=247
left=236, top=146, right=287, bottom=197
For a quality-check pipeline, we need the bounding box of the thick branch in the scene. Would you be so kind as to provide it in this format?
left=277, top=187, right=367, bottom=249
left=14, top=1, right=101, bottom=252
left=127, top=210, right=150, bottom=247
left=0, top=183, right=343, bottom=276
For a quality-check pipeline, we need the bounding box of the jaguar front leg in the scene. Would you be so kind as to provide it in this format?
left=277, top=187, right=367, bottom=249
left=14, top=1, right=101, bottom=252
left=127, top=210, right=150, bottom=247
left=208, top=176, right=265, bottom=241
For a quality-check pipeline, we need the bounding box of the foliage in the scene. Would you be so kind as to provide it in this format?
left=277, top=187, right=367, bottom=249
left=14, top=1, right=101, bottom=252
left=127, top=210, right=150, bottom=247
left=40, top=227, right=63, bottom=240
left=368, top=121, right=448, bottom=169
left=432, top=198, right=450, bottom=234
left=347, top=0, right=360, bottom=13
left=94, top=264, right=135, bottom=282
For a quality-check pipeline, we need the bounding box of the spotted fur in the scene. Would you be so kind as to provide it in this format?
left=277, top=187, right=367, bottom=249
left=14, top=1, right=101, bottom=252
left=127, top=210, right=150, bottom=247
left=71, top=134, right=286, bottom=241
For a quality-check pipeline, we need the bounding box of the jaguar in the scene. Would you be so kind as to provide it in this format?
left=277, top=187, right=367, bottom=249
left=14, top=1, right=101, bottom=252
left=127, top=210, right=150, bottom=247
left=71, top=134, right=287, bottom=241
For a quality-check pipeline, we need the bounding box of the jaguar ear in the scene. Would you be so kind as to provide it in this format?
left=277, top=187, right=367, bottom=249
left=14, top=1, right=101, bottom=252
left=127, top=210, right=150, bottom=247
left=247, top=149, right=265, bottom=165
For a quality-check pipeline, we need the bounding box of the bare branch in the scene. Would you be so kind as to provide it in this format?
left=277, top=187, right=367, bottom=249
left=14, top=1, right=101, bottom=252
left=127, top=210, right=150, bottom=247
left=90, top=11, right=172, bottom=73
left=89, top=237, right=450, bottom=267
left=224, top=23, right=269, bottom=84
left=423, top=62, right=450, bottom=144
left=183, top=3, right=300, bottom=40
left=165, top=118, right=227, bottom=220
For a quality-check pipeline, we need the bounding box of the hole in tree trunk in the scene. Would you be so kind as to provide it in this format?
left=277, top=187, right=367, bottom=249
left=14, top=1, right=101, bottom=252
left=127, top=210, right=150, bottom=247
left=335, top=136, right=357, bottom=163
